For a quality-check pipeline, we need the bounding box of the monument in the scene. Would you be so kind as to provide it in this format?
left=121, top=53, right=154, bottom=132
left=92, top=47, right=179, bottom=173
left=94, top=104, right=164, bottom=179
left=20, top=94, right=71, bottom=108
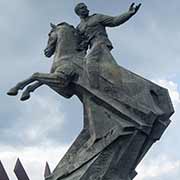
left=7, top=2, right=174, bottom=180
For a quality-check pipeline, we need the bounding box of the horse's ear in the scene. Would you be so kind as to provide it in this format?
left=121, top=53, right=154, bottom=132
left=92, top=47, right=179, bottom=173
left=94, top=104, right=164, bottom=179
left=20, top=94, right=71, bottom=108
left=50, top=23, right=56, bottom=29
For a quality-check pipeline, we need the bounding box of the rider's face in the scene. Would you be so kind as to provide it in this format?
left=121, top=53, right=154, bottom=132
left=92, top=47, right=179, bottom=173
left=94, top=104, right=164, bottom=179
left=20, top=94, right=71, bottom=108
left=77, top=4, right=89, bottom=17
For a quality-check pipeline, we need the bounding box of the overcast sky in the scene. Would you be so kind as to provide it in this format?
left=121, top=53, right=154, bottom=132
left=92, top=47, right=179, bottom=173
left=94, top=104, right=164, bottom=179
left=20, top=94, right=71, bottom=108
left=0, top=0, right=180, bottom=180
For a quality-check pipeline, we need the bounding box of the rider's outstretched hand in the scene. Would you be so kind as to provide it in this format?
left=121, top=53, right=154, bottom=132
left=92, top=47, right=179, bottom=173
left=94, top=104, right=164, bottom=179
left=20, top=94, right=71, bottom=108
left=129, top=2, right=141, bottom=15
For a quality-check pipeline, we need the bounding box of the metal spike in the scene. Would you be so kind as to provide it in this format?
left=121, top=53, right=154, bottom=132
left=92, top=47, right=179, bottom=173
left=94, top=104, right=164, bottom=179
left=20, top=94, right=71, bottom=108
left=0, top=160, right=9, bottom=180
left=14, top=158, right=30, bottom=180
left=44, top=162, right=51, bottom=179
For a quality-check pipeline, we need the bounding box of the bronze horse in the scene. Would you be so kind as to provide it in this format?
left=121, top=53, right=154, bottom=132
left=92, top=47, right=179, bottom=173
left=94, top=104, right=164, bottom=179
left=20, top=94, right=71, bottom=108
left=7, top=22, right=85, bottom=101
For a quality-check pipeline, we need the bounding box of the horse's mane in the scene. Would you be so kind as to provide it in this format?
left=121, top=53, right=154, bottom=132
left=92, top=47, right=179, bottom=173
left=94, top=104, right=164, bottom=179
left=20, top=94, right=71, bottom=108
left=53, top=22, right=85, bottom=52
left=57, top=22, right=75, bottom=30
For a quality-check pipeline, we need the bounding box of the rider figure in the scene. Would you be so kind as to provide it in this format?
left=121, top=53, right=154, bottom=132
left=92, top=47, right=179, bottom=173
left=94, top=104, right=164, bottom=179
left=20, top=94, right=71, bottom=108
left=74, top=2, right=141, bottom=89
left=75, top=2, right=141, bottom=52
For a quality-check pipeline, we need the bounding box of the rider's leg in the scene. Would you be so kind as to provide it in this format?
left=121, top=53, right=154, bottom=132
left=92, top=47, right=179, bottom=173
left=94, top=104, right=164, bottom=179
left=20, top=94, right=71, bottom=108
left=86, top=42, right=103, bottom=89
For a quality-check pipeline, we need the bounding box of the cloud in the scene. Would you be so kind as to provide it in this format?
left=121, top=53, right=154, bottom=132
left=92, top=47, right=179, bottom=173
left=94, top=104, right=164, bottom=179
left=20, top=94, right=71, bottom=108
left=152, top=79, right=180, bottom=108
left=17, top=94, right=65, bottom=144
left=1, top=0, right=180, bottom=180
left=0, top=145, right=69, bottom=180
left=135, top=79, right=180, bottom=180
left=2, top=79, right=179, bottom=180
left=0, top=91, right=66, bottom=147
left=136, top=155, right=180, bottom=180
left=108, top=1, right=180, bottom=80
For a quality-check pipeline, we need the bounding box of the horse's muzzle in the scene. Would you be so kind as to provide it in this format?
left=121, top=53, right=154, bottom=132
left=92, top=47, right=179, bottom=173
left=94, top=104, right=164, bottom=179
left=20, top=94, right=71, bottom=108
left=44, top=48, right=52, bottom=58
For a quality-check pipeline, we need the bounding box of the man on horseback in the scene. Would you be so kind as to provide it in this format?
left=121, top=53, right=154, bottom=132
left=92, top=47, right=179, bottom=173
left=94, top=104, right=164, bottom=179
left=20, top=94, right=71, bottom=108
left=74, top=2, right=141, bottom=51
left=74, top=2, right=141, bottom=88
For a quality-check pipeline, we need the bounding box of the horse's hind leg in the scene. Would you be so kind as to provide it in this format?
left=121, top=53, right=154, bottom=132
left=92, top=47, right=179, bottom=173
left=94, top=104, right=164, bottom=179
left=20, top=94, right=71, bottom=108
left=7, top=76, right=37, bottom=96
left=20, top=82, right=43, bottom=101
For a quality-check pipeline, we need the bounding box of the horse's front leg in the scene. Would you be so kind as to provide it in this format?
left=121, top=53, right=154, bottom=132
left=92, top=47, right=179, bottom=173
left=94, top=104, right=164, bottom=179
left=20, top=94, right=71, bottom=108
left=20, top=82, right=43, bottom=101
left=7, top=73, right=38, bottom=96
left=32, top=72, right=68, bottom=87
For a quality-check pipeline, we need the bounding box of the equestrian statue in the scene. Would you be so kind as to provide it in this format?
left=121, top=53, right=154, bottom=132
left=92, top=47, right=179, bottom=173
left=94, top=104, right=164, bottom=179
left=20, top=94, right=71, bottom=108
left=7, top=3, right=174, bottom=180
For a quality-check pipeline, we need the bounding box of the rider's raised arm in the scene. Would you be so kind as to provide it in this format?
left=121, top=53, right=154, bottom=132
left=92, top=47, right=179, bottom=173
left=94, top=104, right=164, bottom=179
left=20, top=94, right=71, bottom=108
left=99, top=3, right=141, bottom=27
left=98, top=12, right=133, bottom=27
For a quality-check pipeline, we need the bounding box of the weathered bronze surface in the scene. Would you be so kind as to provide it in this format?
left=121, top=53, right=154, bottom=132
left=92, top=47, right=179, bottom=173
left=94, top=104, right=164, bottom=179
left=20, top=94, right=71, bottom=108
left=7, top=3, right=174, bottom=180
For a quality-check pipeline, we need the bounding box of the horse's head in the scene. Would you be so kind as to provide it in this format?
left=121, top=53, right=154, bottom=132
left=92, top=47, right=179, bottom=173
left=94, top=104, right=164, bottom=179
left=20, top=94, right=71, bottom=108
left=44, top=22, right=79, bottom=58
left=44, top=23, right=58, bottom=58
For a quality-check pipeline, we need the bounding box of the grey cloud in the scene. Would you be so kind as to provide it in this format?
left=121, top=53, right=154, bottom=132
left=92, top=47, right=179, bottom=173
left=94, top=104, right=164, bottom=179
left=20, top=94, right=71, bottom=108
left=1, top=86, right=83, bottom=148
left=1, top=1, right=180, bottom=179
left=1, top=0, right=179, bottom=142
left=108, top=1, right=180, bottom=80
left=2, top=0, right=179, bottom=80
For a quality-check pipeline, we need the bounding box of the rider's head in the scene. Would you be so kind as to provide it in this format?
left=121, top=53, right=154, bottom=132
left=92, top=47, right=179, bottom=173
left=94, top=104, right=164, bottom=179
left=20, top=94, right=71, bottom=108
left=74, top=3, right=89, bottom=18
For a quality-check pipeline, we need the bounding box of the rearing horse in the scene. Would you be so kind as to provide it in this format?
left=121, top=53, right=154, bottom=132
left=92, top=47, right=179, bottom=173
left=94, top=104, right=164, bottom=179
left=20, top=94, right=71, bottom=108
left=7, top=22, right=85, bottom=100
left=6, top=22, right=174, bottom=180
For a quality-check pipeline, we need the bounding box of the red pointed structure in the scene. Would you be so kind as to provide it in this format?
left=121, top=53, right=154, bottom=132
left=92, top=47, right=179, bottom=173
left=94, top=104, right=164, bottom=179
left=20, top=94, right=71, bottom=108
left=0, top=160, right=9, bottom=180
left=44, top=162, right=51, bottom=179
left=14, top=158, right=30, bottom=180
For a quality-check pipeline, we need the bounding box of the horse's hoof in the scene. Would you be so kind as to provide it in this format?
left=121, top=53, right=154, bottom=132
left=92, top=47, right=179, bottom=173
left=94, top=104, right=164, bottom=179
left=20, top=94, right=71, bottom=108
left=7, top=88, right=18, bottom=96
left=20, top=94, right=30, bottom=101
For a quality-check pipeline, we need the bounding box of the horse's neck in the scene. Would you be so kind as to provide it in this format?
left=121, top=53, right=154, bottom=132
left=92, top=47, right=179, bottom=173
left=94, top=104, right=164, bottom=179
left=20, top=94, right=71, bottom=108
left=54, top=39, right=78, bottom=59
left=53, top=28, right=86, bottom=63
left=54, top=41, right=86, bottom=65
